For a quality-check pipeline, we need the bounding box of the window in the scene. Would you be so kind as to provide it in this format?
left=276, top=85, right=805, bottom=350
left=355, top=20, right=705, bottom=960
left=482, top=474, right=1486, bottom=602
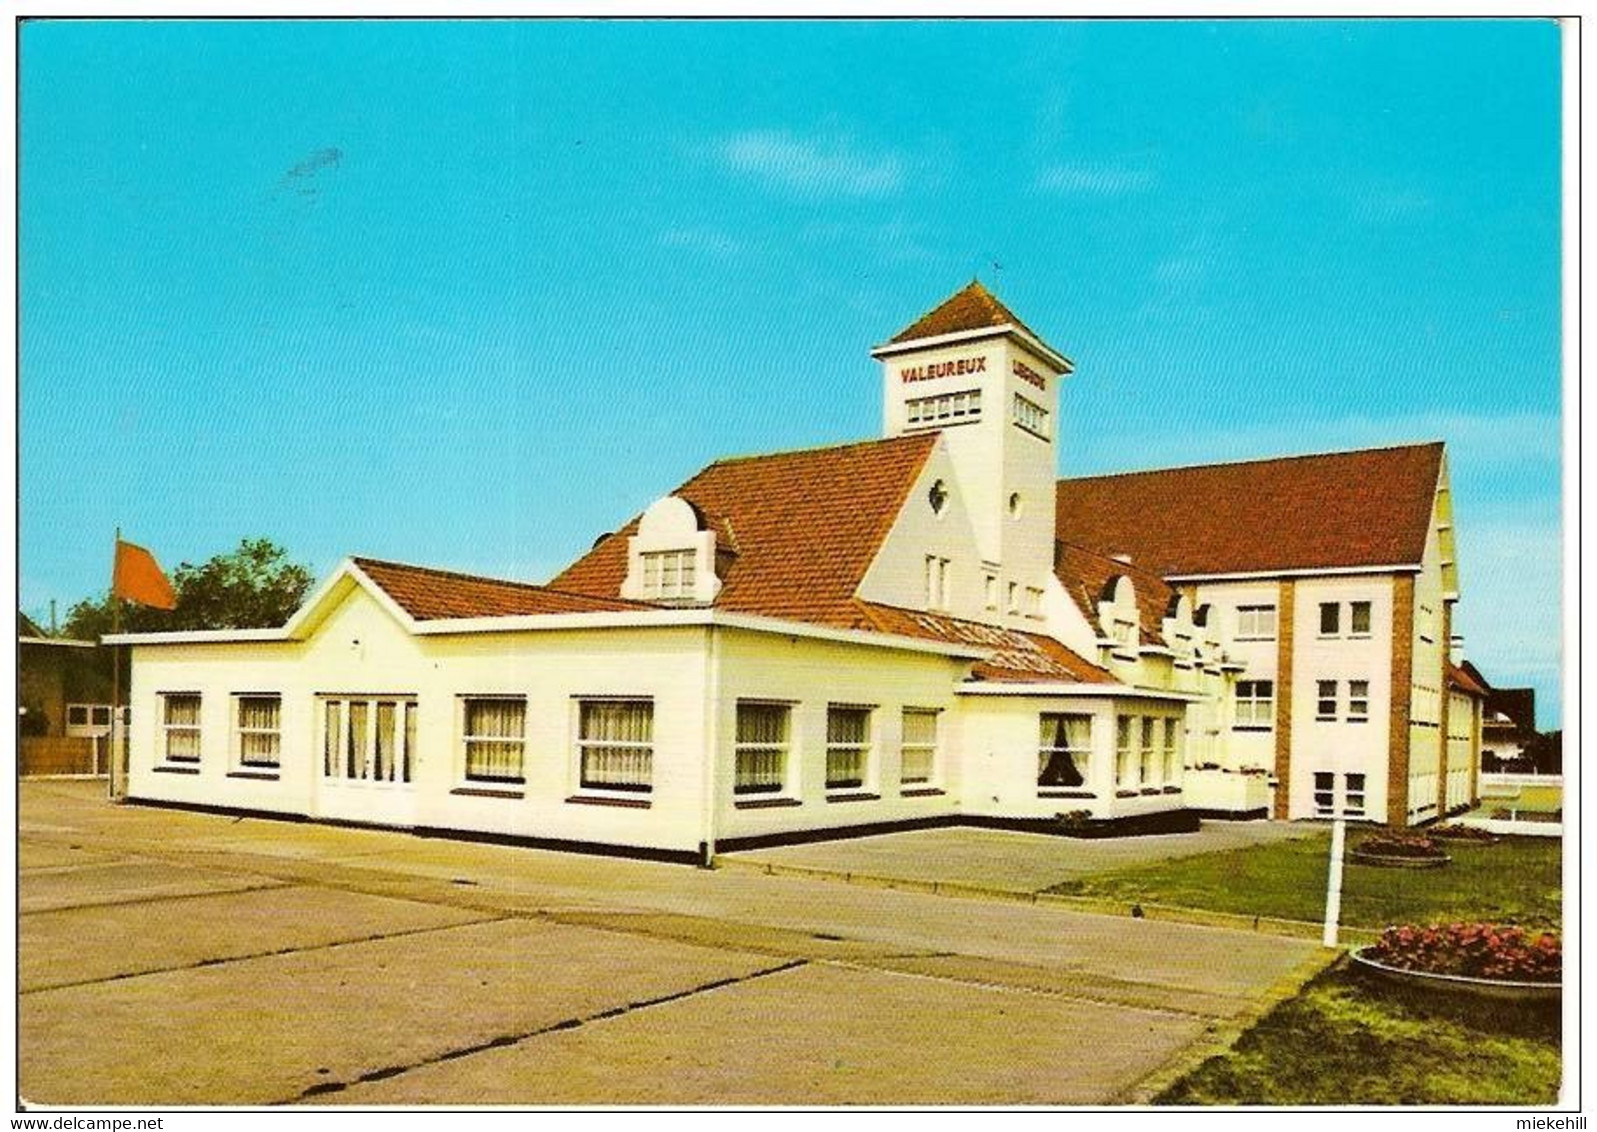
left=1350, top=601, right=1372, bottom=636
left=641, top=549, right=696, bottom=600
left=1163, top=720, right=1181, bottom=785
left=1115, top=716, right=1137, bottom=788
left=1007, top=581, right=1020, bottom=615
left=1140, top=718, right=1160, bottom=788
left=1236, top=605, right=1277, bottom=640
left=1012, top=393, right=1050, bottom=438
left=924, top=555, right=951, bottom=611
left=462, top=697, right=526, bottom=783
left=1037, top=713, right=1091, bottom=790
left=68, top=705, right=88, bottom=727
left=578, top=700, right=654, bottom=793
left=984, top=573, right=998, bottom=611
left=826, top=706, right=872, bottom=791
left=1025, top=586, right=1045, bottom=619
left=1314, top=771, right=1335, bottom=816
left=927, top=479, right=949, bottom=515
left=322, top=697, right=416, bottom=783
left=162, top=693, right=202, bottom=763
left=1317, top=680, right=1338, bottom=720
left=1348, top=680, right=1370, bottom=722
left=734, top=702, right=789, bottom=795
left=234, top=695, right=282, bottom=768
left=1346, top=773, right=1367, bottom=816
left=1319, top=602, right=1340, bottom=636
left=901, top=708, right=940, bottom=786
left=1234, top=680, right=1275, bottom=728
left=905, top=389, right=981, bottom=426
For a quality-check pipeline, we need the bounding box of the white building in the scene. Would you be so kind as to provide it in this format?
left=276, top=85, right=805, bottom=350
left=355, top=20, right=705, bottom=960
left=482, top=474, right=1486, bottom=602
left=112, top=283, right=1484, bottom=861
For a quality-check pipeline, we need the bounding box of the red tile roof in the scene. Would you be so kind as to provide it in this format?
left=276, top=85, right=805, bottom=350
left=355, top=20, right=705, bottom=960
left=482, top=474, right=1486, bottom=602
left=353, top=557, right=648, bottom=621
left=1054, top=541, right=1179, bottom=645
left=1447, top=660, right=1489, bottom=698
left=854, top=601, right=1114, bottom=684
left=1056, top=443, right=1445, bottom=578
left=887, top=280, right=1053, bottom=349
left=552, top=435, right=940, bottom=627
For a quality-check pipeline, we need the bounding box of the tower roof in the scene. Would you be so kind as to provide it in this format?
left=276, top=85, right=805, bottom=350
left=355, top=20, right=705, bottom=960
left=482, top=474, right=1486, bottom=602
left=879, top=280, right=1071, bottom=369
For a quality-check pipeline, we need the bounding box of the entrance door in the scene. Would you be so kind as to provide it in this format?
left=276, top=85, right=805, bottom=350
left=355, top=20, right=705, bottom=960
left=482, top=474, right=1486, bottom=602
left=315, top=696, right=419, bottom=827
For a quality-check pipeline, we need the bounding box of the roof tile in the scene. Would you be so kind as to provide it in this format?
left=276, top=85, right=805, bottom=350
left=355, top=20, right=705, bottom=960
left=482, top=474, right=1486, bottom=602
left=353, top=557, right=647, bottom=621
left=552, top=435, right=939, bottom=624
left=1056, top=443, right=1445, bottom=577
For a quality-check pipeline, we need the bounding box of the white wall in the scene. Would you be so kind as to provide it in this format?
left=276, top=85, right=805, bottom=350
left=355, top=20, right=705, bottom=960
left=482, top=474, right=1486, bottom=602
left=129, top=585, right=714, bottom=853
left=1287, top=575, right=1397, bottom=821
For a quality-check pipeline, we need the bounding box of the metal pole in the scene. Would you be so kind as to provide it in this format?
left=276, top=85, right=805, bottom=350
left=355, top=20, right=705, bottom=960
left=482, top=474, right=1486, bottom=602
left=109, top=528, right=122, bottom=802
left=1322, top=815, right=1346, bottom=948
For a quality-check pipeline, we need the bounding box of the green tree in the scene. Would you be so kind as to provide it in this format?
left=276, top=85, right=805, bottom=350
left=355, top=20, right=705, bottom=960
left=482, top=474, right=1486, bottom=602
left=63, top=538, right=315, bottom=638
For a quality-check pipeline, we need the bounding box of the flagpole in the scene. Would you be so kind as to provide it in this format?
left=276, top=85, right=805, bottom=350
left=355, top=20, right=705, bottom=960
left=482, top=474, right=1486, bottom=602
left=109, top=527, right=122, bottom=803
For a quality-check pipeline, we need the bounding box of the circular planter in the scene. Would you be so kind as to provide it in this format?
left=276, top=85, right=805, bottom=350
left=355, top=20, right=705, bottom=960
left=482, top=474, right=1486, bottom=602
left=1351, top=948, right=1561, bottom=1003
left=1349, top=848, right=1452, bottom=869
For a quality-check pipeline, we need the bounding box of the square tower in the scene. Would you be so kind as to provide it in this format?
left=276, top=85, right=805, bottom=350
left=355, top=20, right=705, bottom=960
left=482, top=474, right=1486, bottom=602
left=872, top=282, right=1073, bottom=623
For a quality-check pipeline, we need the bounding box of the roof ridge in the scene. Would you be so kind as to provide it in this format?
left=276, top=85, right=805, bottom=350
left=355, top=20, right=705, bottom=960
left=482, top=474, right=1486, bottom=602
left=704, top=431, right=937, bottom=469
left=351, top=556, right=655, bottom=607
left=1058, top=440, right=1445, bottom=484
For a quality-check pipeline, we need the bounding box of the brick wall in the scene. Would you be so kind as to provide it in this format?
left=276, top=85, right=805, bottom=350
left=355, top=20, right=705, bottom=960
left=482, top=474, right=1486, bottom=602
left=1272, top=580, right=1295, bottom=820
left=1387, top=575, right=1415, bottom=825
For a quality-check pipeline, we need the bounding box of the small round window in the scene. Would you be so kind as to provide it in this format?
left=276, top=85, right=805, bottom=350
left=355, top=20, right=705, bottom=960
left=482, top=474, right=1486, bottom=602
left=1008, top=491, right=1023, bottom=519
left=928, top=479, right=949, bottom=516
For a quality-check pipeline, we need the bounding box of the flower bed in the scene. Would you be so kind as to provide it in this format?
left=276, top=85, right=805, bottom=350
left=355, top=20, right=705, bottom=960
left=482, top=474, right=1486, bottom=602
left=1352, top=923, right=1561, bottom=1001
left=1350, top=832, right=1450, bottom=868
left=1428, top=823, right=1501, bottom=844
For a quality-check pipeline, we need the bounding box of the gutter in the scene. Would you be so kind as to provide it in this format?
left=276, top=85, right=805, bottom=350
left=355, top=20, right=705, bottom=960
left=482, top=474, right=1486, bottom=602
left=956, top=683, right=1203, bottom=702
left=105, top=608, right=990, bottom=662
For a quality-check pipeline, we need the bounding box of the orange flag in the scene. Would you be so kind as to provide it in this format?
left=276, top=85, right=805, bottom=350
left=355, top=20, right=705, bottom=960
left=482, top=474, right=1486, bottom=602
left=113, top=539, right=177, bottom=610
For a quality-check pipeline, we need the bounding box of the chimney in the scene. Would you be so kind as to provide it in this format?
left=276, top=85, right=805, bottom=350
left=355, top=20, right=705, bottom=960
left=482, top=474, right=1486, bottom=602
left=1449, top=634, right=1465, bottom=666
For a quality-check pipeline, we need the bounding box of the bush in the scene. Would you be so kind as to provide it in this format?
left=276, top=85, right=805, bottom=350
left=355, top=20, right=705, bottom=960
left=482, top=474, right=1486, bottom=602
left=1356, top=832, right=1447, bottom=859
left=1366, top=923, right=1561, bottom=984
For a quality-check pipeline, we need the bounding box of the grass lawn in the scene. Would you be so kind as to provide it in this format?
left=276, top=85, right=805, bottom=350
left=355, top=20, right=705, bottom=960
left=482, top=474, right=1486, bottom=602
left=1047, top=831, right=1562, bottom=931
left=1157, top=961, right=1561, bottom=1105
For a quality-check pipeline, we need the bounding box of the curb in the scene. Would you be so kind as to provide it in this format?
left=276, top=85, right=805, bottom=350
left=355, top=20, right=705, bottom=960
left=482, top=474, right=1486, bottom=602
left=714, top=855, right=1381, bottom=944
left=1116, top=948, right=1345, bottom=1105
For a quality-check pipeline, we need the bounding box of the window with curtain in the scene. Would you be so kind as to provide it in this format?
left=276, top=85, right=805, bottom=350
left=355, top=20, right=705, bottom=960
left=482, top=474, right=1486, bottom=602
left=1348, top=680, right=1370, bottom=721
left=901, top=708, right=940, bottom=786
left=1140, top=717, right=1160, bottom=788
left=578, top=699, right=654, bottom=792
left=1235, top=605, right=1277, bottom=640
left=826, top=706, right=871, bottom=790
left=462, top=697, right=526, bottom=783
left=1115, top=715, right=1136, bottom=788
left=641, top=550, right=696, bottom=600
left=1234, top=681, right=1275, bottom=728
left=162, top=693, right=202, bottom=763
left=235, top=695, right=282, bottom=768
left=734, top=702, right=789, bottom=795
left=1037, top=712, right=1091, bottom=790
left=1162, top=719, right=1181, bottom=785
left=1350, top=601, right=1372, bottom=636
left=322, top=697, right=416, bottom=783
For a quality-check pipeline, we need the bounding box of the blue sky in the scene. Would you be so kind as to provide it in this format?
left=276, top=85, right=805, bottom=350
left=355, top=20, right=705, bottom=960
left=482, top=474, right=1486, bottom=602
left=20, top=19, right=1564, bottom=723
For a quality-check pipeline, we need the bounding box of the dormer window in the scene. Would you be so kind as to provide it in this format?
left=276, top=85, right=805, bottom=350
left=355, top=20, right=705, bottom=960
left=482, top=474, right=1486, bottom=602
left=622, top=496, right=721, bottom=605
left=642, top=550, right=696, bottom=600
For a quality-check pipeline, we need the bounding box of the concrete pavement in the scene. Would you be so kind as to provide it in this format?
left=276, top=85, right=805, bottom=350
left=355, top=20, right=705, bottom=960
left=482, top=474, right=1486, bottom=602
left=18, top=780, right=1328, bottom=1106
